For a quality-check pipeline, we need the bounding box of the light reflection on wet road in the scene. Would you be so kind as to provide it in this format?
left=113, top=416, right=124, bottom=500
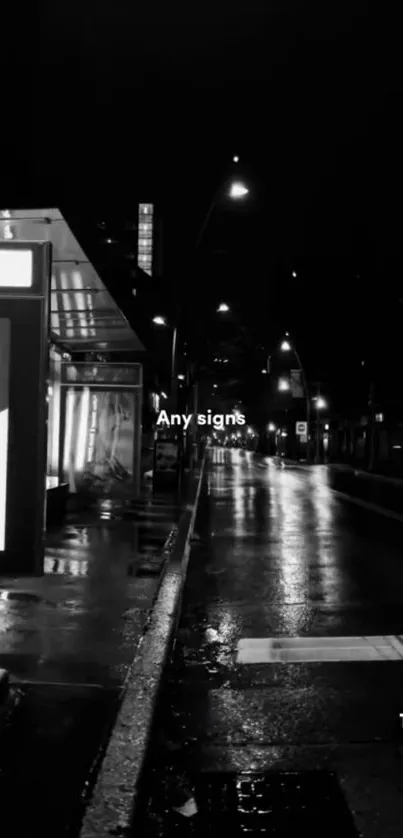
left=147, top=449, right=403, bottom=837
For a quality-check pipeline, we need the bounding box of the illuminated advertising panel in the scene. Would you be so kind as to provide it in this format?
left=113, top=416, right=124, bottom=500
left=0, top=241, right=50, bottom=574
left=0, top=319, right=10, bottom=550
left=63, top=388, right=136, bottom=497
left=0, top=248, right=33, bottom=287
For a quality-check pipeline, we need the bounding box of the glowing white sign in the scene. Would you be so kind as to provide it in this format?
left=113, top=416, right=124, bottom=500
left=0, top=319, right=10, bottom=551
left=0, top=249, right=33, bottom=287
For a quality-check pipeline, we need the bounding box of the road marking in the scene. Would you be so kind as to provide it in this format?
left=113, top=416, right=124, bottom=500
left=236, top=635, right=403, bottom=663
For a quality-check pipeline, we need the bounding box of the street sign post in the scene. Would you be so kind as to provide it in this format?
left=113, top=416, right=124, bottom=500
left=296, top=421, right=307, bottom=436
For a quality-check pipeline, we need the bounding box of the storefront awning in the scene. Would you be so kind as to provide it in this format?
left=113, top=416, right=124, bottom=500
left=0, top=208, right=145, bottom=353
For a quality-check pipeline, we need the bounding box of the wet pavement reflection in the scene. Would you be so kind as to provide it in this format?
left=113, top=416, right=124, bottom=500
left=0, top=490, right=182, bottom=837
left=143, top=449, right=403, bottom=837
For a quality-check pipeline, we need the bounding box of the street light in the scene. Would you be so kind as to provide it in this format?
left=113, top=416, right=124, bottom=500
left=229, top=182, right=249, bottom=199
left=195, top=163, right=250, bottom=249
left=217, top=302, right=230, bottom=313
left=152, top=315, right=178, bottom=404
left=313, top=395, right=327, bottom=463
left=278, top=335, right=312, bottom=463
left=278, top=378, right=290, bottom=392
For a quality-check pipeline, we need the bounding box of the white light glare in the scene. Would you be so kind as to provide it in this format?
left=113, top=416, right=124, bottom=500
left=233, top=155, right=239, bottom=163
left=152, top=315, right=167, bottom=326
left=0, top=405, right=9, bottom=551
left=316, top=396, right=327, bottom=410
left=281, top=340, right=292, bottom=351
left=0, top=249, right=33, bottom=288
left=229, top=182, right=249, bottom=198
left=278, top=378, right=290, bottom=391
left=217, top=302, right=230, bottom=312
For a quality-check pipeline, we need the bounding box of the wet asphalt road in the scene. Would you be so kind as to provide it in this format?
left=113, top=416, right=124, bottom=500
left=143, top=449, right=403, bottom=837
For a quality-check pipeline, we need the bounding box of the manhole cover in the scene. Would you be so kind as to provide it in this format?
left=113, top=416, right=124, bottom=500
left=147, top=771, right=359, bottom=836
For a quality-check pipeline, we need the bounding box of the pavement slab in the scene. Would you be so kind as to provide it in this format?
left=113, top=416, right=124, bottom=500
left=0, top=488, right=184, bottom=836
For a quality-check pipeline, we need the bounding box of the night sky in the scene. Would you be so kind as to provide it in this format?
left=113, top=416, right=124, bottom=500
left=3, top=2, right=403, bottom=406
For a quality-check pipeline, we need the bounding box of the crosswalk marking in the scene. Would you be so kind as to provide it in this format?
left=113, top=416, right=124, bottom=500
left=236, top=635, right=403, bottom=663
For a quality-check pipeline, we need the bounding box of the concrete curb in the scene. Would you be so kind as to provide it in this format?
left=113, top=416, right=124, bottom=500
left=329, top=463, right=403, bottom=487
left=78, top=455, right=206, bottom=838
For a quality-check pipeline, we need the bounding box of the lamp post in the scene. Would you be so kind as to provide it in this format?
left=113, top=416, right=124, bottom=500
left=152, top=316, right=179, bottom=409
left=195, top=168, right=249, bottom=250
left=153, top=160, right=249, bottom=465
left=314, top=394, right=327, bottom=464
left=279, top=337, right=312, bottom=463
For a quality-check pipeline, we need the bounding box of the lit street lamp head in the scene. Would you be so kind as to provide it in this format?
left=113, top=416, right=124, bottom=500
left=217, top=302, right=230, bottom=312
left=280, top=340, right=292, bottom=352
left=229, top=182, right=249, bottom=199
left=278, top=378, right=290, bottom=392
left=316, top=396, right=327, bottom=410
left=152, top=316, right=167, bottom=326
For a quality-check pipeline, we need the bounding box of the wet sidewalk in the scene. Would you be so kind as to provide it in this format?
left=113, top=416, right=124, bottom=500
left=0, top=487, right=185, bottom=837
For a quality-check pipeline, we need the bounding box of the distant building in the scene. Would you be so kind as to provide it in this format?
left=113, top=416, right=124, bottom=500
left=137, top=203, right=163, bottom=279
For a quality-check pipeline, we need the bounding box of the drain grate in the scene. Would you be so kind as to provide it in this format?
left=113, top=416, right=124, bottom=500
left=146, top=771, right=360, bottom=836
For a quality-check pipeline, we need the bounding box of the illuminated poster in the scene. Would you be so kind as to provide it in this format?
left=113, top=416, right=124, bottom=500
left=63, top=388, right=135, bottom=497
left=0, top=319, right=10, bottom=550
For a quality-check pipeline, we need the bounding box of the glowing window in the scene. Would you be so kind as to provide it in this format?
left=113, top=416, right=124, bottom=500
left=137, top=204, right=154, bottom=276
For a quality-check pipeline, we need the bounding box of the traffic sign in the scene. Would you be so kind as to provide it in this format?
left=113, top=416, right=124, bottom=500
left=296, top=421, right=307, bottom=435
